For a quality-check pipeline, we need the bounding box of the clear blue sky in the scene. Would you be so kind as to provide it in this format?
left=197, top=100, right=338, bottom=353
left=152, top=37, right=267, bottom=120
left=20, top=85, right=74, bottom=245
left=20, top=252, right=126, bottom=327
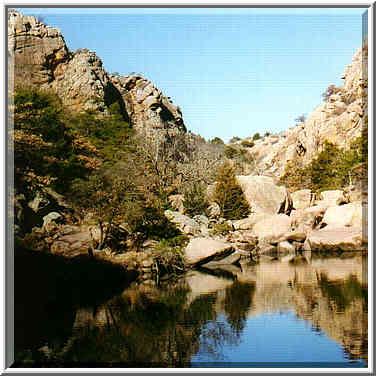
left=18, top=7, right=367, bottom=142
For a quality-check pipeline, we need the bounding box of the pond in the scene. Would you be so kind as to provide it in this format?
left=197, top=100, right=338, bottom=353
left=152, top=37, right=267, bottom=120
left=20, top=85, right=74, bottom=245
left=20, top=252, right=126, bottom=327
left=14, top=252, right=368, bottom=368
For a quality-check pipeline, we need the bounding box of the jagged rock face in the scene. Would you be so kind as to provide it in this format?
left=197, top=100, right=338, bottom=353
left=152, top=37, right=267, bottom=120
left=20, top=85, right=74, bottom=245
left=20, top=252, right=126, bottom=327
left=8, top=9, right=186, bottom=134
left=245, top=46, right=367, bottom=178
left=110, top=73, right=186, bottom=134
left=8, top=9, right=70, bottom=86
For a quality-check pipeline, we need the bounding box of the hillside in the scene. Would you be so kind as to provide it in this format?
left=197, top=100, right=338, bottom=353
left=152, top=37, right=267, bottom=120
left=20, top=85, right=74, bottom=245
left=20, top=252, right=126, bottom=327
left=238, top=45, right=368, bottom=179
left=8, top=9, right=368, bottom=267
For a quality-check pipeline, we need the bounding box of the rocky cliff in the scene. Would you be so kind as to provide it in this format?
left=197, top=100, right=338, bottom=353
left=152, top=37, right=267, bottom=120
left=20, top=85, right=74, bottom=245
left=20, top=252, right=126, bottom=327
left=242, top=46, right=368, bottom=178
left=8, top=9, right=186, bottom=135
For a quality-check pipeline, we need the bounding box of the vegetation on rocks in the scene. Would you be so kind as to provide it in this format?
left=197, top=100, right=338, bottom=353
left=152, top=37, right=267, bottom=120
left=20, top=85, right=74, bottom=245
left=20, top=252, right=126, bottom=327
left=209, top=222, right=233, bottom=236
left=280, top=125, right=368, bottom=193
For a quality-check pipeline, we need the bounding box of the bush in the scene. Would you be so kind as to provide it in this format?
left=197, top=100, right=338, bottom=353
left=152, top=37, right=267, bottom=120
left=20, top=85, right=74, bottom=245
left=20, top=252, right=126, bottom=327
left=322, top=85, right=342, bottom=102
left=229, top=136, right=241, bottom=144
left=279, top=160, right=311, bottom=192
left=183, top=183, right=209, bottom=217
left=252, top=133, right=262, bottom=141
left=280, top=132, right=368, bottom=193
left=294, top=114, right=306, bottom=124
left=213, top=162, right=250, bottom=220
left=209, top=222, right=233, bottom=236
left=240, top=140, right=255, bottom=148
left=210, top=137, right=224, bottom=145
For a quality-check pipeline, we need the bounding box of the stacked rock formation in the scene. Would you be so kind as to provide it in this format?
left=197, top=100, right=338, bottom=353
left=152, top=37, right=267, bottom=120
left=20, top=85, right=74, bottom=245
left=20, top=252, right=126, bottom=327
left=8, top=9, right=186, bottom=135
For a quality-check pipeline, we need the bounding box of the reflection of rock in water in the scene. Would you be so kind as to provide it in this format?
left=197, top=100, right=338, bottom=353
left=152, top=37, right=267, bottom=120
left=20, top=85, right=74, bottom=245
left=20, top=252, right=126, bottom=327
left=292, top=274, right=367, bottom=362
left=191, top=254, right=368, bottom=363
left=15, top=253, right=367, bottom=366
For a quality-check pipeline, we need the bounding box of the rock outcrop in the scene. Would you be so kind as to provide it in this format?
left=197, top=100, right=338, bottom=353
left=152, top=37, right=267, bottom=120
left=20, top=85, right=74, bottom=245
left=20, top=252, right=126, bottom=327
left=235, top=175, right=292, bottom=214
left=184, top=237, right=236, bottom=266
left=240, top=45, right=367, bottom=178
left=8, top=9, right=186, bottom=135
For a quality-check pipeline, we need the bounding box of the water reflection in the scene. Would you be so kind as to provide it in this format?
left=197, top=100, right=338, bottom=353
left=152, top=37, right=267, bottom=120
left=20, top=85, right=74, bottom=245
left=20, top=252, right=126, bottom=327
left=14, top=253, right=367, bottom=367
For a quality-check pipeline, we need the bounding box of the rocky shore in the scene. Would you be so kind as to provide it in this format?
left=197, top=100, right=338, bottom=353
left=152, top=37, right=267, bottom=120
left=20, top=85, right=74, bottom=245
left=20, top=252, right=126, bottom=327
left=25, top=174, right=366, bottom=285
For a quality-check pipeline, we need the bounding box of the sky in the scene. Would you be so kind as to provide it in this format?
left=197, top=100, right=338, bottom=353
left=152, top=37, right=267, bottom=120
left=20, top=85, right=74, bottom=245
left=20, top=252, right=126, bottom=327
left=17, top=7, right=368, bottom=142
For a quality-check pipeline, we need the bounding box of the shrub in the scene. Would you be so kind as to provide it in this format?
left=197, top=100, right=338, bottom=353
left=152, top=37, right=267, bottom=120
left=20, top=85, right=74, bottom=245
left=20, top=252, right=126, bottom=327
left=279, top=160, right=311, bottom=192
left=229, top=136, right=241, bottom=144
left=252, top=133, right=262, bottom=141
left=294, top=114, right=306, bottom=124
left=240, top=140, right=255, bottom=148
left=209, top=222, right=233, bottom=236
left=280, top=133, right=368, bottom=193
left=308, top=141, right=349, bottom=192
left=183, top=183, right=209, bottom=217
left=213, top=162, right=250, bottom=219
left=264, top=131, right=271, bottom=137
left=210, top=137, right=224, bottom=145
left=322, top=85, right=342, bottom=102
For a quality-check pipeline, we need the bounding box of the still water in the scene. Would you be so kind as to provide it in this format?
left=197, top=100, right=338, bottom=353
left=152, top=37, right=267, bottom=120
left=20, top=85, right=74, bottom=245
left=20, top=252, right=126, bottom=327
left=15, top=252, right=368, bottom=368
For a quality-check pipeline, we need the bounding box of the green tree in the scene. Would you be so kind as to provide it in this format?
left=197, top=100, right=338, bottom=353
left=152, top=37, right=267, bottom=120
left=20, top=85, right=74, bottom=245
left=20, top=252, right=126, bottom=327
left=210, top=137, right=224, bottom=145
left=213, top=162, right=250, bottom=219
left=183, top=183, right=209, bottom=217
left=229, top=136, right=241, bottom=144
left=12, top=88, right=99, bottom=195
left=252, top=132, right=261, bottom=141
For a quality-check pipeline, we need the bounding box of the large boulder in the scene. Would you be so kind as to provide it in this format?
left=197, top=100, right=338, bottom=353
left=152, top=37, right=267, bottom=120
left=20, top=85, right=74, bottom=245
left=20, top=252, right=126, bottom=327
left=304, top=227, right=366, bottom=251
left=291, top=189, right=314, bottom=210
left=290, top=205, right=327, bottom=233
left=42, top=212, right=62, bottom=228
left=50, top=225, right=102, bottom=257
left=184, top=237, right=235, bottom=266
left=252, top=214, right=292, bottom=244
left=232, top=213, right=271, bottom=231
left=164, top=210, right=201, bottom=236
left=235, top=175, right=292, bottom=214
left=203, top=251, right=241, bottom=267
left=322, top=202, right=365, bottom=229
left=51, top=231, right=92, bottom=257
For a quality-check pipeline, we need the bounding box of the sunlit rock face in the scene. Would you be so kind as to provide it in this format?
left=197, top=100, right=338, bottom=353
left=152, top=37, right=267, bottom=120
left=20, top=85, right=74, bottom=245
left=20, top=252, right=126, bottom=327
left=110, top=74, right=186, bottom=135
left=8, top=9, right=186, bottom=136
left=244, top=46, right=367, bottom=178
left=8, top=9, right=70, bottom=86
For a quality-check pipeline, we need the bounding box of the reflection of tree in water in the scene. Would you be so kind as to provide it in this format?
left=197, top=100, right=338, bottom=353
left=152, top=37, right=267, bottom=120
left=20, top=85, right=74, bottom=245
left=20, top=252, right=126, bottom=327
left=32, top=283, right=251, bottom=367
left=293, top=272, right=368, bottom=363
left=223, top=281, right=256, bottom=336
left=317, top=272, right=367, bottom=312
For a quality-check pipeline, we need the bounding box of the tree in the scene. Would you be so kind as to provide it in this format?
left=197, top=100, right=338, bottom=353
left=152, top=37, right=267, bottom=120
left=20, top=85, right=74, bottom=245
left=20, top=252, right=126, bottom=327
left=12, top=88, right=100, bottom=195
left=294, top=114, right=307, bottom=124
left=322, top=85, right=341, bottom=102
left=183, top=183, right=209, bottom=217
left=252, top=133, right=261, bottom=141
left=213, top=162, right=250, bottom=219
left=210, top=137, right=224, bottom=145
left=229, top=136, right=241, bottom=144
